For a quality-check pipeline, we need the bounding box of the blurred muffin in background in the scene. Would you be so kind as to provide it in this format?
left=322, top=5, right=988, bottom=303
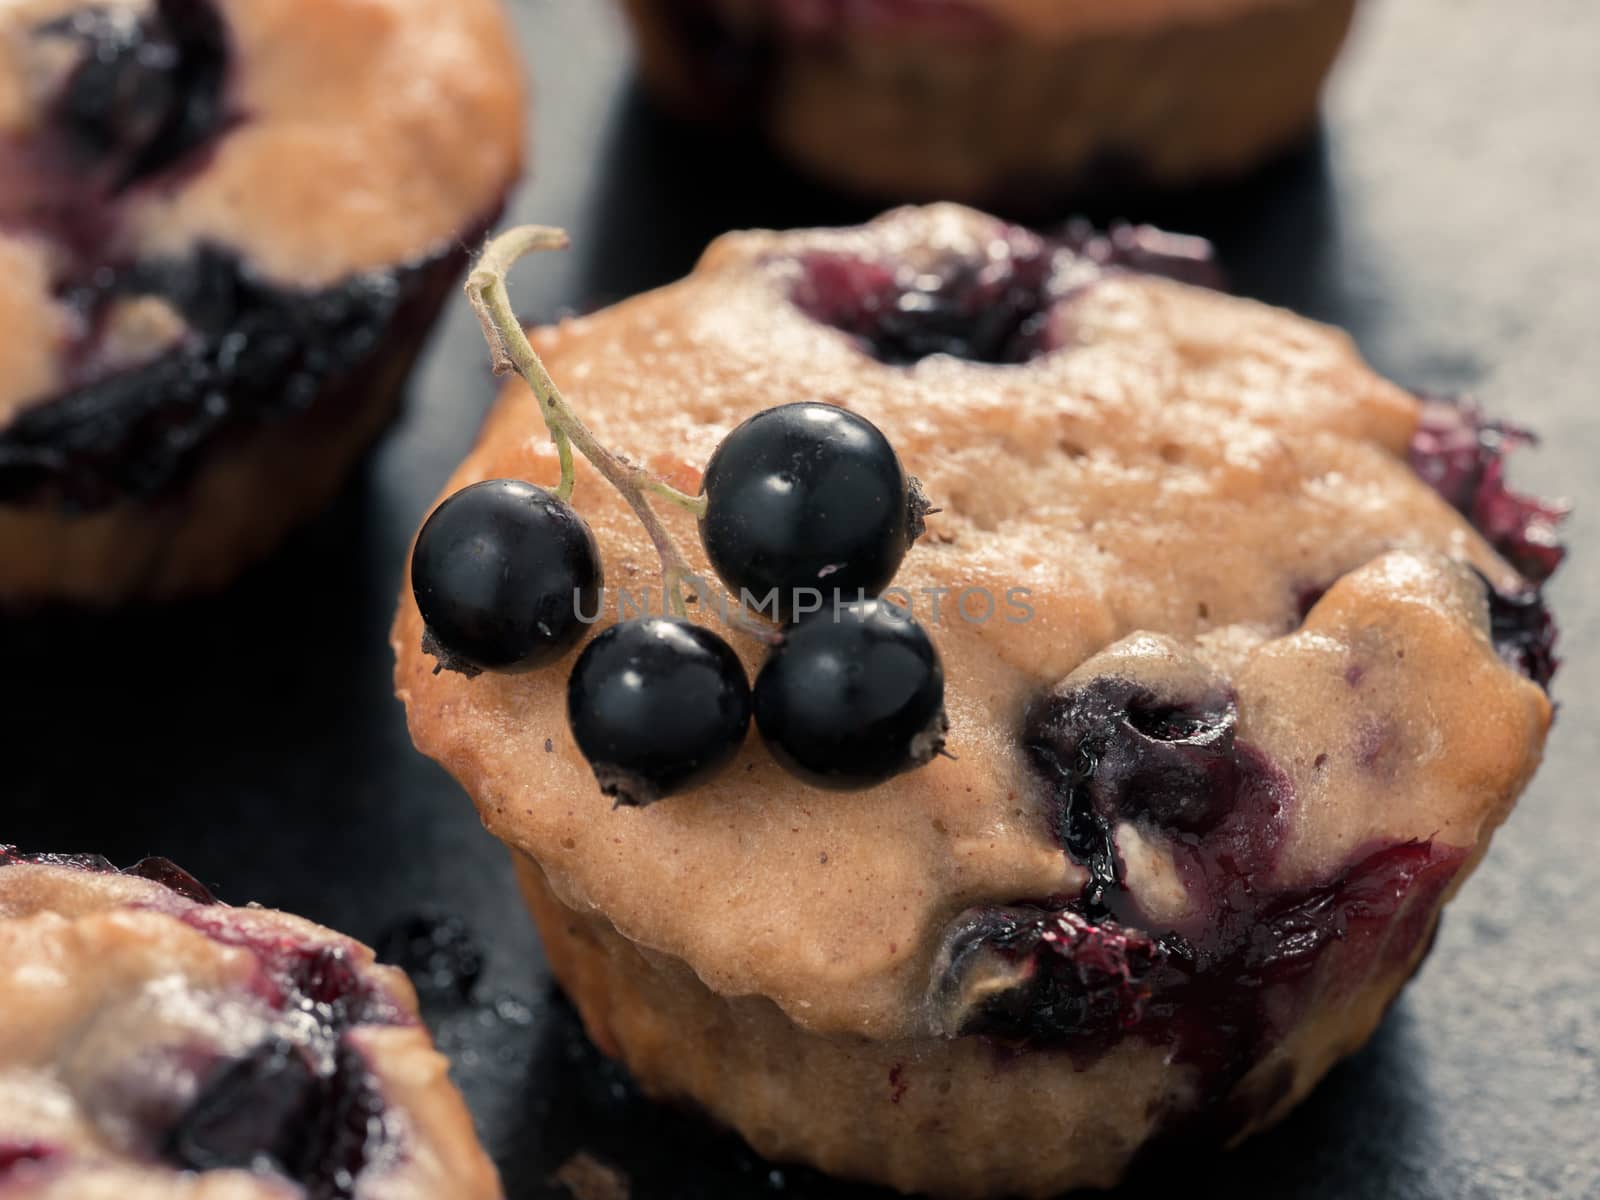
left=619, top=0, right=1356, bottom=204
left=0, top=0, right=524, bottom=608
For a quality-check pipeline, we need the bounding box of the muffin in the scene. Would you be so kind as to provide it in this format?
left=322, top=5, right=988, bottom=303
left=0, top=845, right=502, bottom=1199
left=0, top=0, right=524, bottom=608
left=393, top=205, right=1563, bottom=1197
left=619, top=0, right=1357, bottom=203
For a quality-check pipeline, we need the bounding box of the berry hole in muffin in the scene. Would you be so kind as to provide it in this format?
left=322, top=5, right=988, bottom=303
left=1025, top=678, right=1245, bottom=887
left=164, top=1039, right=388, bottom=1197
left=791, top=243, right=1060, bottom=367
left=164, top=1038, right=320, bottom=1175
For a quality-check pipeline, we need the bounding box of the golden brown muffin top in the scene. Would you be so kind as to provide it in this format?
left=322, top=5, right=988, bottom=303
left=394, top=204, right=1552, bottom=1040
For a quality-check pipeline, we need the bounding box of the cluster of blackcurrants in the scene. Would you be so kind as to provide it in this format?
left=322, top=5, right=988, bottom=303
left=412, top=402, right=948, bottom=806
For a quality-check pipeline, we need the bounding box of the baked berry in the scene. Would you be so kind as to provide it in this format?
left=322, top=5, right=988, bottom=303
left=1408, top=398, right=1568, bottom=585
left=942, top=905, right=1165, bottom=1046
left=2, top=246, right=457, bottom=509
left=412, top=479, right=603, bottom=676
left=567, top=618, right=753, bottom=806
left=699, top=402, right=927, bottom=615
left=1472, top=569, right=1559, bottom=689
left=791, top=223, right=1224, bottom=368
left=164, top=1038, right=319, bottom=1175
left=46, top=0, right=230, bottom=187
left=793, top=246, right=1057, bottom=367
left=1024, top=678, right=1243, bottom=909
left=0, top=1144, right=56, bottom=1174
left=754, top=598, right=947, bottom=790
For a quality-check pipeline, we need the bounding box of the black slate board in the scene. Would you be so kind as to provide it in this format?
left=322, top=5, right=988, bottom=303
left=6, top=1, right=1598, bottom=1197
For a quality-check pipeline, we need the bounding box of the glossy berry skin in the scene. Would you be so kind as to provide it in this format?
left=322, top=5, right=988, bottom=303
left=567, top=618, right=753, bottom=806
left=412, top=479, right=602, bottom=675
left=755, top=599, right=947, bottom=790
left=699, top=403, right=923, bottom=616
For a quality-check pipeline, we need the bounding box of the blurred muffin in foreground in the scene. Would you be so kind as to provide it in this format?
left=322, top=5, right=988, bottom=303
left=0, top=846, right=503, bottom=1199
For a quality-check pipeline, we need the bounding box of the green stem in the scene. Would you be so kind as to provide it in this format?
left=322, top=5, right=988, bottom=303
left=464, top=226, right=758, bottom=632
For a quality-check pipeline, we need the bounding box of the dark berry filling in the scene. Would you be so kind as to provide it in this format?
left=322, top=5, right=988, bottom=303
left=162, top=923, right=407, bottom=1194
left=977, top=677, right=1468, bottom=1119
left=0, top=1143, right=57, bottom=1175
left=1054, top=219, right=1227, bottom=291
left=166, top=1038, right=321, bottom=1174
left=0, top=240, right=471, bottom=510
left=4, top=0, right=233, bottom=254
left=794, top=242, right=1058, bottom=366
left=1408, top=397, right=1567, bottom=586
left=41, top=0, right=230, bottom=194
left=1475, top=570, right=1560, bottom=690
left=165, top=1040, right=389, bottom=1200
left=181, top=909, right=406, bottom=1028
left=0, top=843, right=214, bottom=904
left=1400, top=396, right=1564, bottom=687
left=1295, top=398, right=1564, bottom=690
left=943, top=906, right=1164, bottom=1048
left=1023, top=679, right=1248, bottom=910
left=946, top=840, right=1462, bottom=1092
left=791, top=221, right=1219, bottom=366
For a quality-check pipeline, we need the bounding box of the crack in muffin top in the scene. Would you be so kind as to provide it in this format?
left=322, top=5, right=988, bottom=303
left=393, top=204, right=1554, bottom=1041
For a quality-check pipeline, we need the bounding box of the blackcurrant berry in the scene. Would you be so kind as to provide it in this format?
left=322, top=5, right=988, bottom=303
left=699, top=403, right=927, bottom=617
left=754, top=598, right=947, bottom=790
left=567, top=618, right=752, bottom=806
left=412, top=479, right=602, bottom=675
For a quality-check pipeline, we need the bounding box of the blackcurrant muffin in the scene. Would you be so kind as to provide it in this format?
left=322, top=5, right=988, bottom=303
left=619, top=0, right=1357, bottom=203
left=0, top=0, right=524, bottom=608
left=393, top=205, right=1563, bottom=1197
left=0, top=846, right=502, bottom=1198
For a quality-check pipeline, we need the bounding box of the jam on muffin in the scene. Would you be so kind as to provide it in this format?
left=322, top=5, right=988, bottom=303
left=0, top=0, right=524, bottom=608
left=0, top=846, right=503, bottom=1199
left=618, top=0, right=1358, bottom=204
left=394, top=204, right=1563, bottom=1197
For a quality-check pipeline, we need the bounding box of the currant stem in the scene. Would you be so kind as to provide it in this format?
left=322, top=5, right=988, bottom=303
left=464, top=226, right=731, bottom=624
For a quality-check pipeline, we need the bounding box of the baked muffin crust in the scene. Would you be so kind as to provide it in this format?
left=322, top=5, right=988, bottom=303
left=0, top=848, right=502, bottom=1199
left=398, top=204, right=1550, bottom=1033
left=394, top=204, right=1558, bottom=1192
